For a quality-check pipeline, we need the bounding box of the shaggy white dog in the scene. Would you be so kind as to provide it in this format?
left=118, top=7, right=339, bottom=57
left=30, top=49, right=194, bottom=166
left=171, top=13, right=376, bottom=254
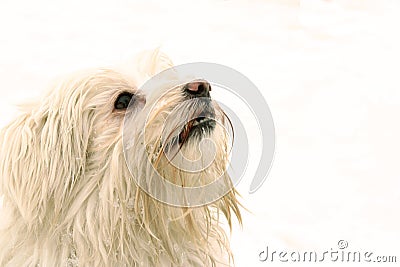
left=0, top=50, right=242, bottom=266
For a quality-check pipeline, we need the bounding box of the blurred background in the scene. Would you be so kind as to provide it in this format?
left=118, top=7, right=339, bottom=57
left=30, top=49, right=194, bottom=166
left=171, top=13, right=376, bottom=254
left=0, top=0, right=399, bottom=266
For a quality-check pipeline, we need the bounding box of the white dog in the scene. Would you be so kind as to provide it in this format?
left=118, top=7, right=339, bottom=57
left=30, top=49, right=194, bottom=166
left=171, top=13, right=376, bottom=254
left=0, top=50, right=242, bottom=266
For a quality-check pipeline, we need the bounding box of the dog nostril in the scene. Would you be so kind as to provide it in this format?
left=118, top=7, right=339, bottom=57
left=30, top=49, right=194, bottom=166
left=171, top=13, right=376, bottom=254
left=198, top=84, right=205, bottom=93
left=184, top=81, right=211, bottom=97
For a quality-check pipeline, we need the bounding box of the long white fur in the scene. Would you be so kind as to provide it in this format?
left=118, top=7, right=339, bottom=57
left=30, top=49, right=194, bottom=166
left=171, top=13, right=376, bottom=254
left=0, top=50, right=241, bottom=267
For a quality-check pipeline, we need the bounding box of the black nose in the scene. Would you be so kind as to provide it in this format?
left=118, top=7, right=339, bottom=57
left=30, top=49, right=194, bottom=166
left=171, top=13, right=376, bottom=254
left=184, top=80, right=211, bottom=98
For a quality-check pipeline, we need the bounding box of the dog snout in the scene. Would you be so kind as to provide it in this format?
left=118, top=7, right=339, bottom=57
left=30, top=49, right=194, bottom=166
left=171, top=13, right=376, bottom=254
left=184, top=80, right=211, bottom=98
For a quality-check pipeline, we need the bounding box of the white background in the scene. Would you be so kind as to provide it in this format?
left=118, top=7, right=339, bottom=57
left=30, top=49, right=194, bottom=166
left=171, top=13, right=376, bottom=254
left=0, top=0, right=399, bottom=266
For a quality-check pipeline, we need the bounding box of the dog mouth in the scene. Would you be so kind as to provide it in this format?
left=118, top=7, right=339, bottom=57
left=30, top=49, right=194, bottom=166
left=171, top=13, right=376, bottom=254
left=178, top=111, right=216, bottom=144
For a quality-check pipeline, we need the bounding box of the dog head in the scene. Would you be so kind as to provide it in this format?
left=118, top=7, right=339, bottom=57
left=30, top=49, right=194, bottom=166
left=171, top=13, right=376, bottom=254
left=0, top=49, right=241, bottom=266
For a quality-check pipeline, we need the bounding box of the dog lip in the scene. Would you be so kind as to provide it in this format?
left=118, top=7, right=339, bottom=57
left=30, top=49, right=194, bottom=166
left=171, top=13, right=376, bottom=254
left=192, top=117, right=210, bottom=126
left=178, top=117, right=216, bottom=145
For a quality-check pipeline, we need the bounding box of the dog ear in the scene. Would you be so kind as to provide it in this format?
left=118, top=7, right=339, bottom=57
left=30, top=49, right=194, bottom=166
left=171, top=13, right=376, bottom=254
left=129, top=48, right=174, bottom=85
left=0, top=86, right=93, bottom=226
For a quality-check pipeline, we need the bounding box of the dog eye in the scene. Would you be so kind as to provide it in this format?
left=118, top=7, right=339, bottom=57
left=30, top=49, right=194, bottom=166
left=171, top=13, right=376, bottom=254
left=115, top=92, right=134, bottom=110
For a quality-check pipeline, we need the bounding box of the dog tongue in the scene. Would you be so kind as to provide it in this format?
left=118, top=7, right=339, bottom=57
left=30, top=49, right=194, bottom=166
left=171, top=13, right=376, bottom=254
left=179, top=120, right=195, bottom=144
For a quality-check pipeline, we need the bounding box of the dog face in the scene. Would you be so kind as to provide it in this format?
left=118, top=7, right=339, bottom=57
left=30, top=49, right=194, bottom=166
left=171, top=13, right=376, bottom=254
left=123, top=76, right=236, bottom=208
left=0, top=50, right=241, bottom=266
